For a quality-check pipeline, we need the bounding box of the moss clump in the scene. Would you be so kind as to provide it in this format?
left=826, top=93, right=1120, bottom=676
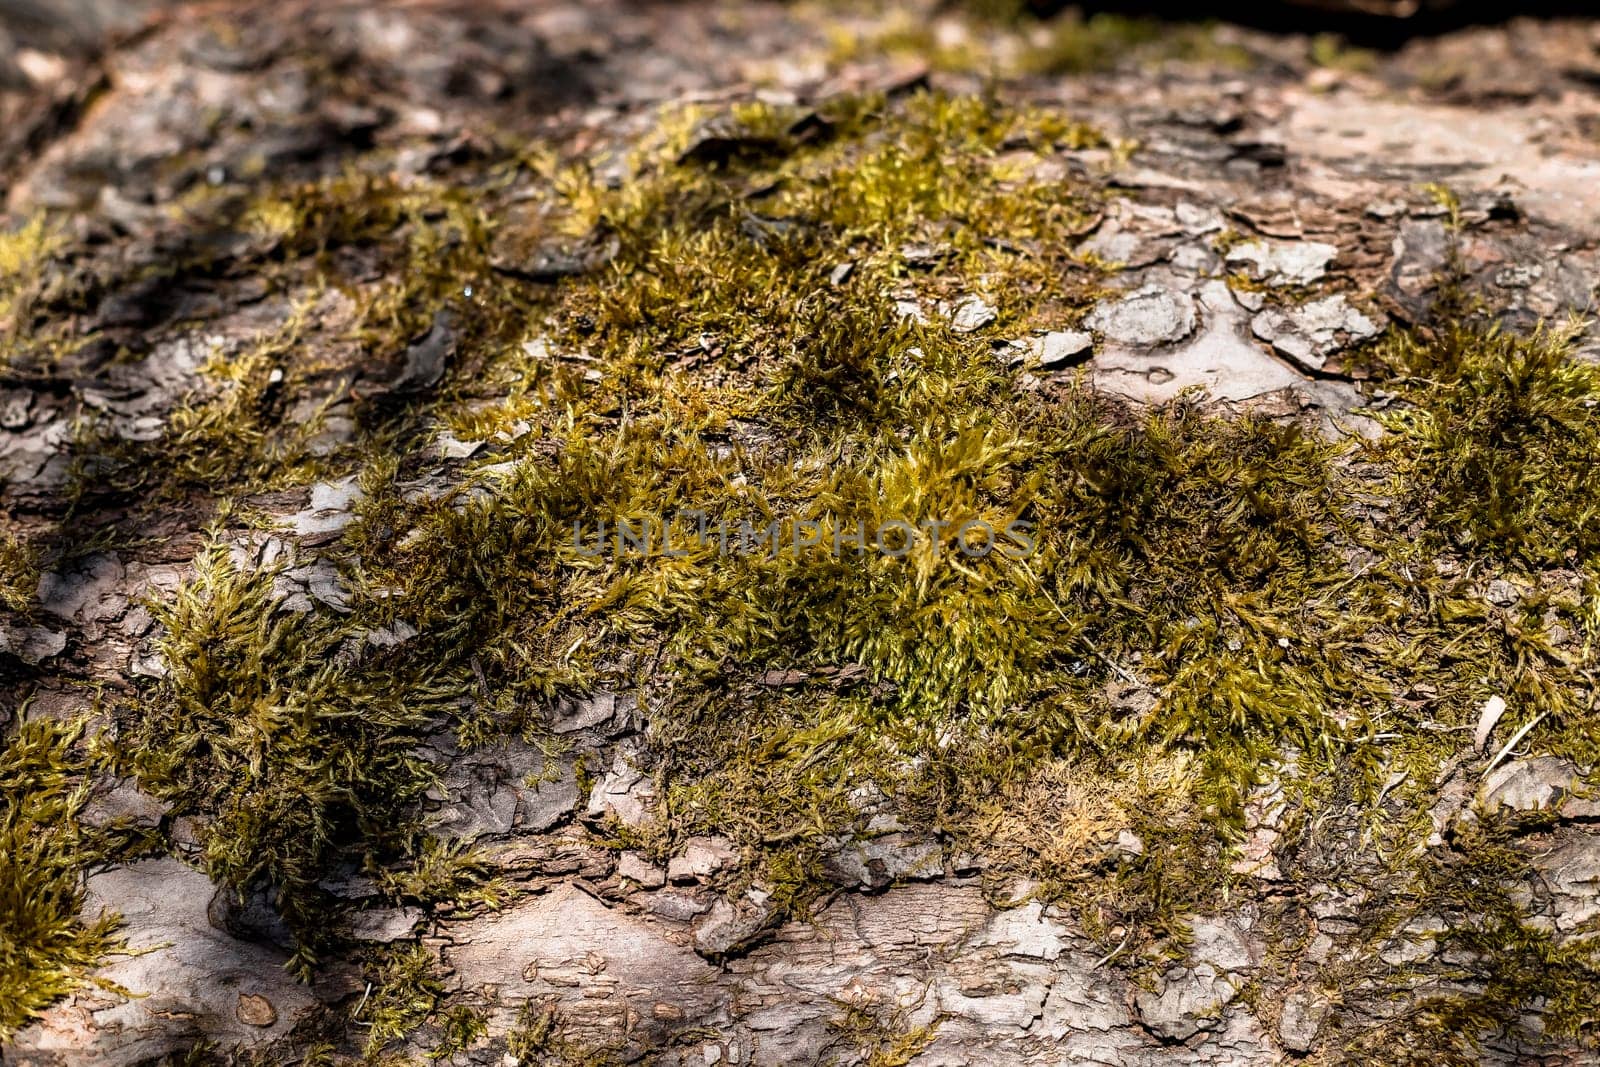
left=240, top=164, right=530, bottom=373
left=541, top=91, right=1102, bottom=376
left=93, top=305, right=332, bottom=500
left=114, top=72, right=1600, bottom=1056
left=1347, top=813, right=1600, bottom=1063
left=341, top=88, right=1597, bottom=996
left=133, top=539, right=453, bottom=969
left=611, top=391, right=1363, bottom=946
left=358, top=943, right=488, bottom=1061
left=1309, top=32, right=1378, bottom=73
left=0, top=527, right=40, bottom=613
left=375, top=837, right=511, bottom=915
left=0, top=216, right=67, bottom=372
left=1018, top=12, right=1254, bottom=75
left=505, top=1002, right=620, bottom=1067
left=359, top=943, right=445, bottom=1055
left=829, top=1002, right=940, bottom=1067
left=0, top=717, right=122, bottom=1040
left=243, top=171, right=415, bottom=261
left=70, top=158, right=534, bottom=522
left=1377, top=318, right=1600, bottom=564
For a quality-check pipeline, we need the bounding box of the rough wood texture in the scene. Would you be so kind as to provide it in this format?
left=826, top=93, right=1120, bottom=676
left=5, top=2, right=1600, bottom=1064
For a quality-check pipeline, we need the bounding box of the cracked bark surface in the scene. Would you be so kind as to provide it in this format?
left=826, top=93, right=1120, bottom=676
left=5, top=2, right=1600, bottom=1065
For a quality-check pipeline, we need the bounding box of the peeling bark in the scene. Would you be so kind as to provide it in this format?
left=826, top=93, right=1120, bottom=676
left=5, top=2, right=1600, bottom=1064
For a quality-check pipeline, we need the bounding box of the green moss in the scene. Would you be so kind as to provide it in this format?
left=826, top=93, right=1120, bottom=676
left=0, top=716, right=122, bottom=1040
left=1309, top=32, right=1377, bottom=74
left=825, top=15, right=995, bottom=75
left=0, top=216, right=67, bottom=372
left=505, top=1002, right=619, bottom=1067
left=538, top=91, right=1101, bottom=381
left=133, top=538, right=453, bottom=969
left=372, top=340, right=1373, bottom=948
left=1018, top=13, right=1254, bottom=75
left=1376, top=318, right=1600, bottom=564
left=375, top=837, right=511, bottom=915
left=1423, top=181, right=1465, bottom=232
left=1347, top=812, right=1600, bottom=1062
left=1222, top=269, right=1272, bottom=296
left=0, top=216, right=61, bottom=282
left=434, top=1004, right=488, bottom=1060
left=0, top=527, right=40, bottom=613
left=79, top=303, right=333, bottom=503
left=355, top=947, right=486, bottom=1062
left=360, top=943, right=445, bottom=1056
left=244, top=171, right=414, bottom=260
left=111, top=74, right=1600, bottom=1055
left=829, top=1002, right=940, bottom=1066
left=68, top=158, right=537, bottom=525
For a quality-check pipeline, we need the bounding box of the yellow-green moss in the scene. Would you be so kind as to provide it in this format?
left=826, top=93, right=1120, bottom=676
left=357, top=943, right=490, bottom=1062
left=375, top=837, right=511, bottom=915
left=1308, top=32, right=1378, bottom=74
left=0, top=717, right=122, bottom=1040
left=0, top=527, right=40, bottom=613
left=1347, top=812, right=1600, bottom=1062
left=829, top=1002, right=940, bottom=1067
left=133, top=539, right=453, bottom=969
left=0, top=216, right=67, bottom=372
left=110, top=78, right=1600, bottom=1056
left=1376, top=317, right=1600, bottom=564
left=824, top=6, right=1254, bottom=77
left=1019, top=13, right=1254, bottom=75
left=114, top=304, right=331, bottom=497
left=360, top=944, right=445, bottom=1056
left=505, top=1002, right=621, bottom=1067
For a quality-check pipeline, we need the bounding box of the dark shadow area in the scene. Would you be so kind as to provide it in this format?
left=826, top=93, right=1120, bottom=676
left=1051, top=0, right=1600, bottom=47
left=7, top=0, right=1592, bottom=60
left=0, top=0, right=155, bottom=52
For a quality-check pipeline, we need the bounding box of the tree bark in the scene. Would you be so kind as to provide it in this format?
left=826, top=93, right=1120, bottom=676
left=5, top=2, right=1600, bottom=1064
